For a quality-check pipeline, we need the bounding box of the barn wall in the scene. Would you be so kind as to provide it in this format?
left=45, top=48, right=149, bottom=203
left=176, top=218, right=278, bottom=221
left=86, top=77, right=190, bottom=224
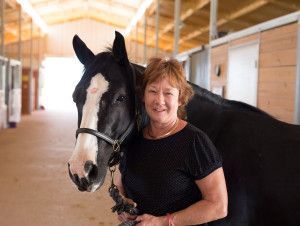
left=210, top=22, right=298, bottom=123
left=258, top=23, right=297, bottom=123
left=45, top=19, right=169, bottom=63
left=46, top=19, right=122, bottom=57
left=4, top=37, right=46, bottom=69
left=4, top=19, right=170, bottom=67
left=210, top=43, right=228, bottom=97
left=125, top=39, right=171, bottom=65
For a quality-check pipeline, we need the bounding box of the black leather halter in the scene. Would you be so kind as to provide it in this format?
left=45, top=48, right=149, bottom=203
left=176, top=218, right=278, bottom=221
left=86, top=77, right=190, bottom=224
left=75, top=63, right=140, bottom=168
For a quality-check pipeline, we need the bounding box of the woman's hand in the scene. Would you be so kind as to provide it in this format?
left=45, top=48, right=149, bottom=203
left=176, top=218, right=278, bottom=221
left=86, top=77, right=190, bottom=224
left=136, top=214, right=167, bottom=226
left=117, top=197, right=138, bottom=223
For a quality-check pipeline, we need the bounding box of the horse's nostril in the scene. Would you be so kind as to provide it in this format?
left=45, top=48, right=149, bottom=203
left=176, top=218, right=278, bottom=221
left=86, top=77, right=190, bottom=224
left=84, top=160, right=93, bottom=174
left=84, top=160, right=98, bottom=181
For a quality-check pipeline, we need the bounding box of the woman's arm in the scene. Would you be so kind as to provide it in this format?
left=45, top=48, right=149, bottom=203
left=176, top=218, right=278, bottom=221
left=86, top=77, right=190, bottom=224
left=115, top=169, right=138, bottom=222
left=172, top=167, right=228, bottom=225
left=115, top=168, right=126, bottom=195
left=136, top=167, right=227, bottom=226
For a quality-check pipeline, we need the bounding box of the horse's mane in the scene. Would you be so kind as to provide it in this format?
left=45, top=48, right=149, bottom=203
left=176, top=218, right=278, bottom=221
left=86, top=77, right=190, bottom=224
left=190, top=82, right=271, bottom=117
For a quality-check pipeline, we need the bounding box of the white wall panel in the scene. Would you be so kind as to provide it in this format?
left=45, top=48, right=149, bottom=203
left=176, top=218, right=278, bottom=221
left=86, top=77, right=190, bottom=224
left=227, top=42, right=259, bottom=107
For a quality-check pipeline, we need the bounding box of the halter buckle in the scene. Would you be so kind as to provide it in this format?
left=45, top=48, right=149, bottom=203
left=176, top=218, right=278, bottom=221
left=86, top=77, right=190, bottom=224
left=112, top=140, right=121, bottom=152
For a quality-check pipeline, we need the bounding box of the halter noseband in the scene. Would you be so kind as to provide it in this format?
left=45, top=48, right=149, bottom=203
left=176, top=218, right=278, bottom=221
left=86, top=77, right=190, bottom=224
left=75, top=63, right=140, bottom=168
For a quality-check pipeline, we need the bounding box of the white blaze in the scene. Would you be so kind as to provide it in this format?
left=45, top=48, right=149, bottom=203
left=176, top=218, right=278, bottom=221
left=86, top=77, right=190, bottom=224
left=69, top=74, right=109, bottom=178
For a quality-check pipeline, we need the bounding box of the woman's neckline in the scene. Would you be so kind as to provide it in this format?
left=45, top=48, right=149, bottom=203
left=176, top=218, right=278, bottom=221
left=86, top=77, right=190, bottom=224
left=142, top=121, right=189, bottom=141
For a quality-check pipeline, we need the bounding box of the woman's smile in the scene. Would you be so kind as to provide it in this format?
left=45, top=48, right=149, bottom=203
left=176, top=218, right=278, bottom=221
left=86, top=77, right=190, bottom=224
left=144, top=77, right=180, bottom=125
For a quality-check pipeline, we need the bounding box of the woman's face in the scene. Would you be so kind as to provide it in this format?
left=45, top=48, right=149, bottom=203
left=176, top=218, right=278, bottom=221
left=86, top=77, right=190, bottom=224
left=144, top=76, right=181, bottom=125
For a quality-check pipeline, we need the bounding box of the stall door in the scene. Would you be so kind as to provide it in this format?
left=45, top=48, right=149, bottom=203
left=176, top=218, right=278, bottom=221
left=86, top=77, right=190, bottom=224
left=227, top=42, right=259, bottom=106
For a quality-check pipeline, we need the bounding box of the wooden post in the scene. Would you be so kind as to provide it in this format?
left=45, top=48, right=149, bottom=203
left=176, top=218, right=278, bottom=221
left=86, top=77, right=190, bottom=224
left=209, top=0, right=218, bottom=41
left=155, top=0, right=160, bottom=56
left=295, top=18, right=300, bottom=124
left=129, top=33, right=132, bottom=59
left=135, top=24, right=138, bottom=63
left=29, top=19, right=33, bottom=114
left=0, top=0, right=4, bottom=56
left=18, top=4, right=22, bottom=61
left=143, top=14, right=147, bottom=64
left=173, top=0, right=180, bottom=56
left=207, top=0, right=219, bottom=91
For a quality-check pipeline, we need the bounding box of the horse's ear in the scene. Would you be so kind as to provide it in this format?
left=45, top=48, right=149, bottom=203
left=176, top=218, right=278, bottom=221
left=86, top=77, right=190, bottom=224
left=112, top=31, right=129, bottom=65
left=72, top=35, right=95, bottom=65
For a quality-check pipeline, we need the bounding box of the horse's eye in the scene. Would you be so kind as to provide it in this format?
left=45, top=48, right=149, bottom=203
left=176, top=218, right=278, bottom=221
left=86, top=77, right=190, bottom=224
left=116, top=95, right=127, bottom=102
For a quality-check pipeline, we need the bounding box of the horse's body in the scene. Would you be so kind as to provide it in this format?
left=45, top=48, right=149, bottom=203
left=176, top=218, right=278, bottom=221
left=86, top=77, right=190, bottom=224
left=68, top=32, right=300, bottom=226
left=187, top=85, right=300, bottom=225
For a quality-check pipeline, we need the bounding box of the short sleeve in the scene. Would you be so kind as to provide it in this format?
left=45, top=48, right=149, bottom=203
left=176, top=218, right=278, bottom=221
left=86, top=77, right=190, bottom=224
left=186, top=130, right=222, bottom=180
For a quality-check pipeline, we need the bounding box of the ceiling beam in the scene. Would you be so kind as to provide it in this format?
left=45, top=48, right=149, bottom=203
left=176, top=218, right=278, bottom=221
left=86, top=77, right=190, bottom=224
left=43, top=8, right=130, bottom=28
left=165, top=0, right=269, bottom=51
left=16, top=0, right=49, bottom=33
left=148, top=0, right=210, bottom=45
left=5, top=0, right=17, bottom=9
left=4, top=8, right=28, bottom=23
left=269, top=0, right=300, bottom=11
left=147, top=0, right=157, bottom=16
left=124, top=0, right=154, bottom=36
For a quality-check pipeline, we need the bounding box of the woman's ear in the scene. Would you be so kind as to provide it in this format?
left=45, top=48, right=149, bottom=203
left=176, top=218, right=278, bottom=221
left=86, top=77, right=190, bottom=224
left=178, top=100, right=183, bottom=106
left=178, top=93, right=183, bottom=106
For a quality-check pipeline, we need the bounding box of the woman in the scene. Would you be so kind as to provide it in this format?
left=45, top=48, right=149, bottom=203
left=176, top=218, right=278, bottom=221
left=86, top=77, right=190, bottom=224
left=116, top=57, right=228, bottom=226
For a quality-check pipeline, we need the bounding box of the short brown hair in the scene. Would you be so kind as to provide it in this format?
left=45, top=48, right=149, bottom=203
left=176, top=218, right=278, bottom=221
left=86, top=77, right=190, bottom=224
left=141, top=57, right=194, bottom=118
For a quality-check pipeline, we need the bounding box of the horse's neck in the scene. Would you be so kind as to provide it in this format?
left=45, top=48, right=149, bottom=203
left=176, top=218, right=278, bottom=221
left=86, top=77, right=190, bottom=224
left=186, top=93, right=225, bottom=140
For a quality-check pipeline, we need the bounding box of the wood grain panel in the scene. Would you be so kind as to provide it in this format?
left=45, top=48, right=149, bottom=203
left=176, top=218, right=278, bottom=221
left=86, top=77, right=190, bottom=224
left=229, top=33, right=260, bottom=47
left=258, top=82, right=295, bottom=97
left=260, top=23, right=297, bottom=53
left=259, top=66, right=296, bottom=83
left=260, top=23, right=297, bottom=40
left=260, top=34, right=296, bottom=53
left=258, top=105, right=294, bottom=123
left=258, top=98, right=294, bottom=109
left=211, top=44, right=228, bottom=84
left=259, top=48, right=296, bottom=67
left=257, top=22, right=297, bottom=122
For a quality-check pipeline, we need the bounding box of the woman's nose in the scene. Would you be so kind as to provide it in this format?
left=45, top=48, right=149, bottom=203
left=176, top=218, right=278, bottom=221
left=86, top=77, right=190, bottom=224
left=155, top=92, right=164, bottom=104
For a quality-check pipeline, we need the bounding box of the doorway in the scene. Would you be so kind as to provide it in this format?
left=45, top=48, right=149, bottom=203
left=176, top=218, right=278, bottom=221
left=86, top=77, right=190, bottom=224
left=227, top=42, right=259, bottom=106
left=40, top=57, right=83, bottom=112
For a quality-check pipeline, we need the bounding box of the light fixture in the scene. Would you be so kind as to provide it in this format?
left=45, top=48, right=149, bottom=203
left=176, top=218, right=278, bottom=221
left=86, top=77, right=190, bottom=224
left=16, top=0, right=49, bottom=33
left=124, top=0, right=154, bottom=37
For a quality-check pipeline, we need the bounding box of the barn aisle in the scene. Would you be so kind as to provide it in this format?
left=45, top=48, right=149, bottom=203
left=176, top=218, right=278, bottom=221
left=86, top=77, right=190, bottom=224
left=0, top=111, right=119, bottom=226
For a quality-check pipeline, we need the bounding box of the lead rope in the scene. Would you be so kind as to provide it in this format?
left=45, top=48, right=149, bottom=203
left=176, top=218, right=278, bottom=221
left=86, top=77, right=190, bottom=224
left=108, top=144, right=139, bottom=226
left=109, top=166, right=139, bottom=226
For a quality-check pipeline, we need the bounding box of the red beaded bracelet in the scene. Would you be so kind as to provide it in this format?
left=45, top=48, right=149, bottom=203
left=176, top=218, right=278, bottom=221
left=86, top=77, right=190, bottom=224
left=167, top=213, right=175, bottom=226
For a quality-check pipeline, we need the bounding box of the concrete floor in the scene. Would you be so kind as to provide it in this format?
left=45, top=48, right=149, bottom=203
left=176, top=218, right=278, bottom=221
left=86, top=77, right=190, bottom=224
left=0, top=111, right=119, bottom=226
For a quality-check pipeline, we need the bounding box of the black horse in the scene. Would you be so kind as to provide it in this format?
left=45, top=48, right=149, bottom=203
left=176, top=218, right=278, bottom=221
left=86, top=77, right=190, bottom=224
left=68, top=31, right=300, bottom=226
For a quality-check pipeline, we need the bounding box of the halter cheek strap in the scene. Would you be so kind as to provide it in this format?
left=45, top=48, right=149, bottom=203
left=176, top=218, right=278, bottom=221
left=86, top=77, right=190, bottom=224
left=75, top=121, right=135, bottom=167
left=76, top=121, right=135, bottom=147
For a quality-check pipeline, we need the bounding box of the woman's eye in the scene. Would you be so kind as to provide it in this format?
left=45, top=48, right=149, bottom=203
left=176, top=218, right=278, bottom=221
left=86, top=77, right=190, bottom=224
left=149, top=90, right=156, bottom=93
left=116, top=95, right=127, bottom=102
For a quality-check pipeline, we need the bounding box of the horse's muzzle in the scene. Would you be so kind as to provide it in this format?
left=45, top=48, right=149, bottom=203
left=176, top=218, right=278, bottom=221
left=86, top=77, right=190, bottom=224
left=68, top=161, right=98, bottom=192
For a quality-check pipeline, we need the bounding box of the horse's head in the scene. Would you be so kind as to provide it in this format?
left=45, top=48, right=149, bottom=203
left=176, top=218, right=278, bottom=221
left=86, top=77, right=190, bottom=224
left=68, top=31, right=136, bottom=192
